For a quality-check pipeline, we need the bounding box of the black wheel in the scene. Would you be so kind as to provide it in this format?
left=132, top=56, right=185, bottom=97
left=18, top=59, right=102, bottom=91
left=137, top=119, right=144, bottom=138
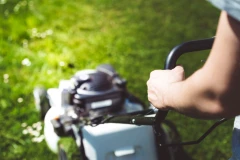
left=33, top=87, right=51, bottom=120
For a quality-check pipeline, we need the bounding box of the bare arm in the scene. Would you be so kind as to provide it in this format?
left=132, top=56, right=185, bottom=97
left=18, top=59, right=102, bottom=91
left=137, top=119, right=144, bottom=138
left=147, top=11, right=240, bottom=119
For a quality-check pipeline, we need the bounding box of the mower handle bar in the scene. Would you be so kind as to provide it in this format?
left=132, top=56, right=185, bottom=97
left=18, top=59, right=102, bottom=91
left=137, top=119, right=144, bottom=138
left=98, top=37, right=215, bottom=126
left=94, top=37, right=229, bottom=147
left=154, top=37, right=215, bottom=131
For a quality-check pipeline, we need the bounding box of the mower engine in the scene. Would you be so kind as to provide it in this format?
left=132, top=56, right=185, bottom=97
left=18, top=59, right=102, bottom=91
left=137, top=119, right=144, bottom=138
left=34, top=64, right=159, bottom=160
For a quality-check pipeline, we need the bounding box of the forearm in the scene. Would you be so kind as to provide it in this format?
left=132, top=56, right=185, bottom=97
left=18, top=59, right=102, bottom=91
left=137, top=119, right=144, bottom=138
left=166, top=69, right=225, bottom=119
left=165, top=11, right=240, bottom=119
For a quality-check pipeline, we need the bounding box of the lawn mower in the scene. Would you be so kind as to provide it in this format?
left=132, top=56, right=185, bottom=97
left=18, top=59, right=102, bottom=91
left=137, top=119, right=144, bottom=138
left=33, top=37, right=227, bottom=160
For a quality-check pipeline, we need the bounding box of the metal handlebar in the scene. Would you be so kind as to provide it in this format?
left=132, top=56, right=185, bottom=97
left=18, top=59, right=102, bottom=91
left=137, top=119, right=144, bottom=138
left=154, top=37, right=215, bottom=133
left=90, top=37, right=229, bottom=147
left=164, top=37, right=215, bottom=70
left=153, top=37, right=229, bottom=147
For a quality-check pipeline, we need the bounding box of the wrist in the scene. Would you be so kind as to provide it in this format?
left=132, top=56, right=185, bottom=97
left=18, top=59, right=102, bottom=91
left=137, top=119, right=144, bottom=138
left=165, top=81, right=184, bottom=111
left=164, top=83, right=175, bottom=110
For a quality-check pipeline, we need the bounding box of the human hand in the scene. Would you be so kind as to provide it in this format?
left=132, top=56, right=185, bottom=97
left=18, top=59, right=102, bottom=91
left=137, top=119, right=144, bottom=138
left=147, top=66, right=185, bottom=110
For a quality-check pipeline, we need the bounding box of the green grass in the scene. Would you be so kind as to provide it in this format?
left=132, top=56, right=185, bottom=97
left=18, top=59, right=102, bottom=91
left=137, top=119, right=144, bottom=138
left=0, top=0, right=233, bottom=159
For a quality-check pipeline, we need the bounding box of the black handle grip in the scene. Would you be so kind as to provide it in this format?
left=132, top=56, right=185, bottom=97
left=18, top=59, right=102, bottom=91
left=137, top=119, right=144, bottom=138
left=154, top=37, right=215, bottom=132
left=164, top=37, right=215, bottom=70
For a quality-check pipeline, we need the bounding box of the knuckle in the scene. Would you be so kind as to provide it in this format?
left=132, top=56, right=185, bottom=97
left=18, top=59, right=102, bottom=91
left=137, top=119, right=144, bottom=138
left=175, top=66, right=184, bottom=73
left=146, top=80, right=150, bottom=85
left=150, top=71, right=155, bottom=77
left=150, top=70, right=160, bottom=77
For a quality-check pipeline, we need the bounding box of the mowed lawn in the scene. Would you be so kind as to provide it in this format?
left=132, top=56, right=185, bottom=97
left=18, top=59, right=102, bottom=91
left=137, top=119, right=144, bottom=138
left=0, top=0, right=234, bottom=159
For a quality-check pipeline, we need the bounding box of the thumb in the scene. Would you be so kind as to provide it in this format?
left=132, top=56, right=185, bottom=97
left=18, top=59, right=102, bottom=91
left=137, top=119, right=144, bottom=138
left=172, top=65, right=185, bottom=80
left=172, top=65, right=184, bottom=73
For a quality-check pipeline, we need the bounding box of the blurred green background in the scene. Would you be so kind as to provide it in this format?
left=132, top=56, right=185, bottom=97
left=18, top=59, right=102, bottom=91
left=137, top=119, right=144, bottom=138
left=0, top=0, right=234, bottom=159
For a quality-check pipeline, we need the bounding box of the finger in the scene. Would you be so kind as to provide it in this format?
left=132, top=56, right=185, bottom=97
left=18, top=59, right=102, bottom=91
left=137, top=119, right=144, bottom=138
left=146, top=79, right=150, bottom=86
left=147, top=93, right=158, bottom=102
left=173, top=65, right=184, bottom=73
left=172, top=65, right=185, bottom=80
left=147, top=87, right=158, bottom=100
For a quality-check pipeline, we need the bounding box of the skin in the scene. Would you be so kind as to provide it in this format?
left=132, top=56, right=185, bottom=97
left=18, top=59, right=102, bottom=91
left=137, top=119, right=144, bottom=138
left=147, top=11, right=240, bottom=119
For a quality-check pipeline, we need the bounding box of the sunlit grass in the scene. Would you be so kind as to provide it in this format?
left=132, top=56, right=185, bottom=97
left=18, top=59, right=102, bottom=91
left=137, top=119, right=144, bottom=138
left=0, top=0, right=233, bottom=159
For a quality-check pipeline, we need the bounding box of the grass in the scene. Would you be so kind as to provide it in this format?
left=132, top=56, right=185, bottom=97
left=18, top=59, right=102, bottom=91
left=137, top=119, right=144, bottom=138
left=0, top=0, right=233, bottom=159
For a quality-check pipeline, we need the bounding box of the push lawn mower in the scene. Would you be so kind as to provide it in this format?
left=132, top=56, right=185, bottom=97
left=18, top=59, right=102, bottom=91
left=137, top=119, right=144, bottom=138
left=34, top=37, right=227, bottom=160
